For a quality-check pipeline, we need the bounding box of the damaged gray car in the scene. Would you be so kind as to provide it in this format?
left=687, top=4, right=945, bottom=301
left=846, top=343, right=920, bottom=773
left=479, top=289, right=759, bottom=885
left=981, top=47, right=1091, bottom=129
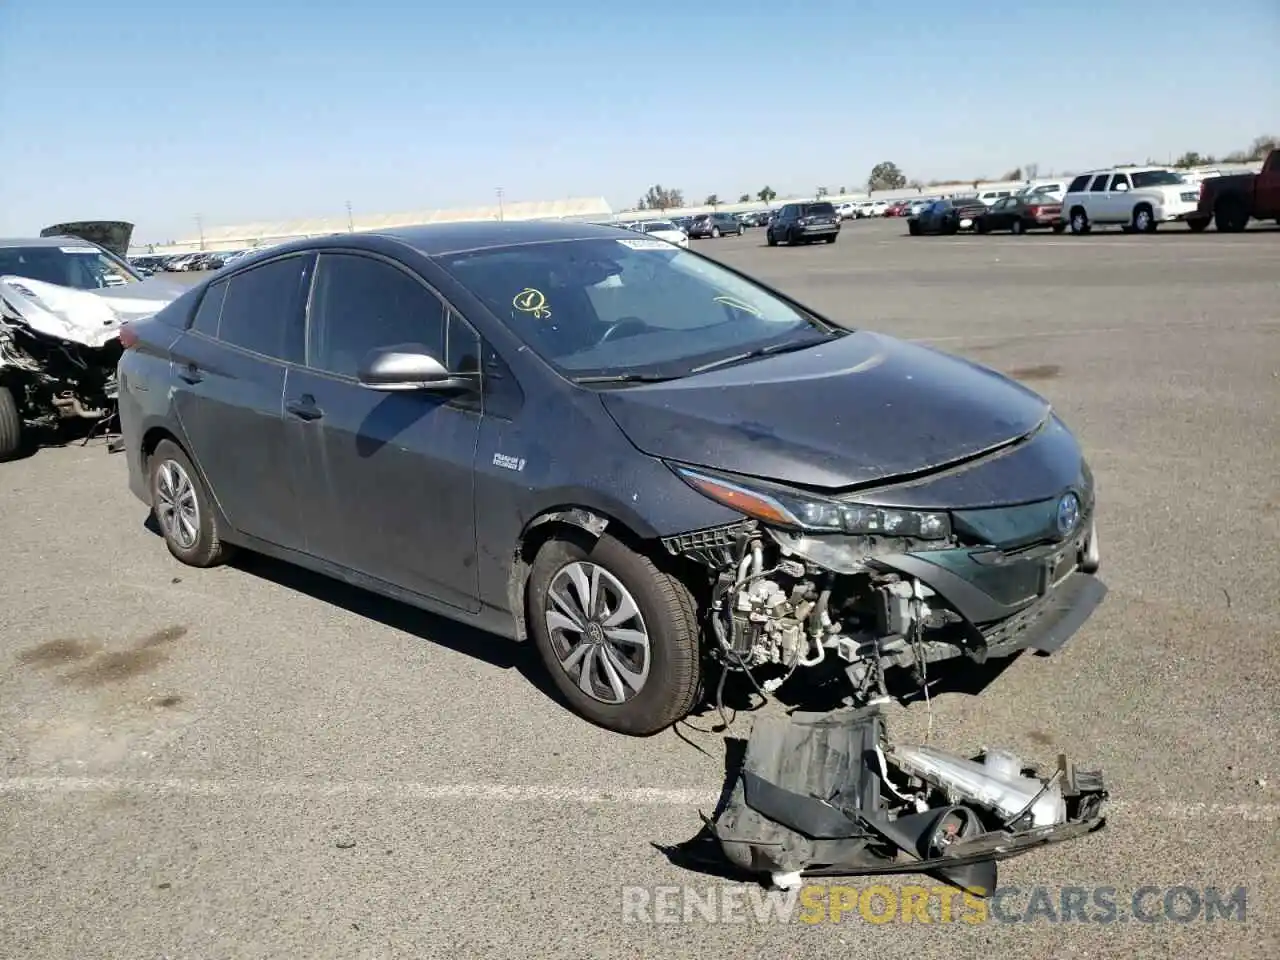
left=116, top=221, right=1106, bottom=735
left=0, top=222, right=183, bottom=459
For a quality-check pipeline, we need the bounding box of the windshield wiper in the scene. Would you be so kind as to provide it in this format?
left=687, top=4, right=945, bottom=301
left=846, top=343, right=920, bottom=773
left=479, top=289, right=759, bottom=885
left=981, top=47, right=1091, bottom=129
left=689, top=334, right=837, bottom=374
left=571, top=373, right=684, bottom=385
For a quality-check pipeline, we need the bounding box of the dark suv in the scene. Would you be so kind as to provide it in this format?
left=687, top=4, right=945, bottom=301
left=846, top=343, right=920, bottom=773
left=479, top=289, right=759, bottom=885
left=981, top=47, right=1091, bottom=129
left=116, top=221, right=1105, bottom=736
left=687, top=212, right=744, bottom=239
left=766, top=202, right=841, bottom=245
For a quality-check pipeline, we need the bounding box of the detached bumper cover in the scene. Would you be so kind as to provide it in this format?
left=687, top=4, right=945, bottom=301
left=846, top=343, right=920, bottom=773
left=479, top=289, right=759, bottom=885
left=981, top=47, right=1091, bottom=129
left=666, top=709, right=1108, bottom=892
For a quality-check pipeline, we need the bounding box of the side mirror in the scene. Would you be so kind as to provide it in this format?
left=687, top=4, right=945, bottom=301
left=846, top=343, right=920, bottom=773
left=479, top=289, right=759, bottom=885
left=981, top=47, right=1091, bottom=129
left=1113, top=182, right=1129, bottom=192
left=358, top=345, right=475, bottom=393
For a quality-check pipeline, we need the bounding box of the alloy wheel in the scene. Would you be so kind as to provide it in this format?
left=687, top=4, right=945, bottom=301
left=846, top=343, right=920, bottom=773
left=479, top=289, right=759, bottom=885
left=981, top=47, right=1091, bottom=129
left=155, top=459, right=199, bottom=550
left=545, top=561, right=651, bottom=705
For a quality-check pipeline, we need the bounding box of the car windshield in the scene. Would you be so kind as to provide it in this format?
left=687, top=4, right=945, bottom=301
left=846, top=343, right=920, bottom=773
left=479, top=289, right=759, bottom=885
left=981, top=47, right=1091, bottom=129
left=642, top=221, right=677, bottom=232
left=439, top=238, right=840, bottom=380
left=0, top=244, right=140, bottom=289
left=1130, top=170, right=1185, bottom=187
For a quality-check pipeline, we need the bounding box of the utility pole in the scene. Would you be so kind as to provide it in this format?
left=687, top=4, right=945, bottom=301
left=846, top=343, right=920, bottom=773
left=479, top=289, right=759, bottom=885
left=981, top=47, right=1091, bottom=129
left=496, top=187, right=504, bottom=222
left=346, top=200, right=354, bottom=232
left=195, top=214, right=205, bottom=251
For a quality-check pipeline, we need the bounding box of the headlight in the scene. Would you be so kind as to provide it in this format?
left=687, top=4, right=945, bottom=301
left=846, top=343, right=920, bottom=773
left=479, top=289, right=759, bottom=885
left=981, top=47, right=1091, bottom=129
left=672, top=465, right=951, bottom=539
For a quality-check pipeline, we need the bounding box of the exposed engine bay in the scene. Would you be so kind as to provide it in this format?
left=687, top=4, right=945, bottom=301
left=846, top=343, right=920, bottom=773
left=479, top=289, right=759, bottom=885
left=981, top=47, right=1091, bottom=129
left=663, top=512, right=1103, bottom=707
left=667, top=708, right=1108, bottom=892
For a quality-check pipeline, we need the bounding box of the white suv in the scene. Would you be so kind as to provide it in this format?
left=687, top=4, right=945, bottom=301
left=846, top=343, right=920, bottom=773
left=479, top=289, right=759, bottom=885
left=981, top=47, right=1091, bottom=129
left=1061, top=167, right=1202, bottom=234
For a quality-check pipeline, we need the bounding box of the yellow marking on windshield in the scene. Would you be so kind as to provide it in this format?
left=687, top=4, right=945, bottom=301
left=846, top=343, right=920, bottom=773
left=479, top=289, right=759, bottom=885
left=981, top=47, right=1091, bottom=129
left=713, top=295, right=762, bottom=318
left=513, top=287, right=552, bottom=319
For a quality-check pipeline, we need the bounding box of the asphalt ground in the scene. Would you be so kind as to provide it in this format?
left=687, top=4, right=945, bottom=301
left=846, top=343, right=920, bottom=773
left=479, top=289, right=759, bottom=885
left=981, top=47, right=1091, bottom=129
left=2, top=217, right=1278, bottom=959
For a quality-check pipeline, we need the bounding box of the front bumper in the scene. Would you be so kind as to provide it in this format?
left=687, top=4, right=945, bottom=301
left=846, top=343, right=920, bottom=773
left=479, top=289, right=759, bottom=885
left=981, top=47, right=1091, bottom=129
left=1153, top=200, right=1199, bottom=222
left=871, top=517, right=1105, bottom=659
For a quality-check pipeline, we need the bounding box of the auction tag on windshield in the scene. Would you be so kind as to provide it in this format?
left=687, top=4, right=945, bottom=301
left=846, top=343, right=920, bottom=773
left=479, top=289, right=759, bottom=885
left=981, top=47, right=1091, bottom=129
left=60, top=246, right=99, bottom=254
left=615, top=238, right=673, bottom=250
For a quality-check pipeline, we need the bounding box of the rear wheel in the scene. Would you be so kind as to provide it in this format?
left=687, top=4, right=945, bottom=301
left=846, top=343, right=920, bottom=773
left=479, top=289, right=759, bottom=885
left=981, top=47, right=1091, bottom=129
left=1187, top=217, right=1210, bottom=233
left=1214, top=198, right=1249, bottom=232
left=528, top=531, right=701, bottom=736
left=825, top=234, right=837, bottom=243
left=908, top=221, right=921, bottom=236
left=711, top=226, right=721, bottom=238
left=1010, top=218, right=1025, bottom=235
left=1052, top=222, right=1066, bottom=234
left=1069, top=208, right=1091, bottom=234
left=148, top=439, right=234, bottom=567
left=766, top=229, right=778, bottom=246
left=0, top=384, right=23, bottom=461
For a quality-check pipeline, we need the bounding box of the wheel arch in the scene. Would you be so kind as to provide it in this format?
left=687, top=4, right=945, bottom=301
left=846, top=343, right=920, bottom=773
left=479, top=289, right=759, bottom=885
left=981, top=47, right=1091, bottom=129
left=506, top=505, right=682, bottom=642
left=139, top=424, right=233, bottom=533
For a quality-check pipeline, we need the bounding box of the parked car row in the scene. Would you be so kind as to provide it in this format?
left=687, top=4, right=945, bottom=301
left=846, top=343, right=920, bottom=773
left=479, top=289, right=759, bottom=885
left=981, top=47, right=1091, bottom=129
left=128, top=249, right=257, bottom=275
left=906, top=151, right=1280, bottom=236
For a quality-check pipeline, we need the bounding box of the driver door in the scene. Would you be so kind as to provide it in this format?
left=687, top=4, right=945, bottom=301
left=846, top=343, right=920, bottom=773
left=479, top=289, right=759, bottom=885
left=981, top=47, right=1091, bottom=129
left=284, top=250, right=483, bottom=612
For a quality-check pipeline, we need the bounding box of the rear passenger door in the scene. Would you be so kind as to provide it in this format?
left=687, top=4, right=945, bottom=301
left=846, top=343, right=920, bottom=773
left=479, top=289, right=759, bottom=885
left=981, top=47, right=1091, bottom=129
left=284, top=251, right=483, bottom=612
left=170, top=253, right=314, bottom=551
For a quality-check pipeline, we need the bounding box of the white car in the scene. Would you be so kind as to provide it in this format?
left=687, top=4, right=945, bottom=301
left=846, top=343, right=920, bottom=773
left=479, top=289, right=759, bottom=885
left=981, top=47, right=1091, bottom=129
left=633, top=219, right=689, bottom=248
left=1061, top=167, right=1201, bottom=234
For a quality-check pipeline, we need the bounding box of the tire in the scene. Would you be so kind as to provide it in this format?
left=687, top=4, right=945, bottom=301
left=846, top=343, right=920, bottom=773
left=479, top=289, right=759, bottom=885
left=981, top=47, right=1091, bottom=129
left=1069, top=208, right=1090, bottom=235
left=711, top=227, right=721, bottom=238
left=737, top=226, right=744, bottom=236
left=1187, top=217, right=1210, bottom=233
left=1132, top=204, right=1157, bottom=233
left=0, top=384, right=23, bottom=461
left=975, top=219, right=989, bottom=235
left=148, top=439, right=233, bottom=568
left=528, top=531, right=701, bottom=736
left=908, top=221, right=921, bottom=236
left=825, top=234, right=837, bottom=243
left=1010, top=218, right=1025, bottom=235
left=1214, top=199, right=1248, bottom=232
left=766, top=230, right=777, bottom=247
left=1052, top=223, right=1066, bottom=234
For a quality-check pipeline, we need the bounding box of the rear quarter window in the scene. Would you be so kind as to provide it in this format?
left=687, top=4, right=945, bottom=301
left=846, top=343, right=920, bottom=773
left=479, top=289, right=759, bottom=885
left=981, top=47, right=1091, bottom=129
left=216, top=255, right=311, bottom=363
left=189, top=280, right=227, bottom=336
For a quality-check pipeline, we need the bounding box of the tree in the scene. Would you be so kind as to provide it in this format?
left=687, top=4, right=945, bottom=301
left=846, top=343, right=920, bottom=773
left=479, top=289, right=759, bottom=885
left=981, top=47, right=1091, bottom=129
left=1001, top=167, right=1023, bottom=181
left=739, top=193, right=750, bottom=203
left=839, top=185, right=847, bottom=195
left=1024, top=162, right=1039, bottom=180
left=1248, top=134, right=1278, bottom=159
left=637, top=185, right=685, bottom=211
left=866, top=162, right=906, bottom=192
left=1175, top=151, right=1204, bottom=168
left=907, top=179, right=924, bottom=193
left=705, top=194, right=719, bottom=207
left=816, top=186, right=829, bottom=198
left=757, top=185, right=777, bottom=203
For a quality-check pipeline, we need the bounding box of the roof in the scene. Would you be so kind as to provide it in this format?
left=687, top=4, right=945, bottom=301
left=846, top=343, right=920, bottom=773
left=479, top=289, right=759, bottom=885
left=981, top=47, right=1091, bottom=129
left=0, top=235, right=102, bottom=249
left=354, top=219, right=631, bottom=257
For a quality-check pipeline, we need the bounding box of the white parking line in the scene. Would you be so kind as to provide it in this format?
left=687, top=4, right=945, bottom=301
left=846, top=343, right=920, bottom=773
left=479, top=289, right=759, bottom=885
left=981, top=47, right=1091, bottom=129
left=1, top=776, right=1276, bottom=820
left=916, top=318, right=1280, bottom=344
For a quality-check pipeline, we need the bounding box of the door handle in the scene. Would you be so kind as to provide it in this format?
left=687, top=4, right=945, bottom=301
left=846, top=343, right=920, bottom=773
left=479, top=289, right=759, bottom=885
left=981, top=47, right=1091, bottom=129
left=285, top=394, right=324, bottom=421
left=178, top=363, right=203, bottom=385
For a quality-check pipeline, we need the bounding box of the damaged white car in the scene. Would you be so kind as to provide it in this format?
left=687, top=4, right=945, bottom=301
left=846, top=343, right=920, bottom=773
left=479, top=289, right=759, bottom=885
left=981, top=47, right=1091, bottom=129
left=0, top=223, right=184, bottom=459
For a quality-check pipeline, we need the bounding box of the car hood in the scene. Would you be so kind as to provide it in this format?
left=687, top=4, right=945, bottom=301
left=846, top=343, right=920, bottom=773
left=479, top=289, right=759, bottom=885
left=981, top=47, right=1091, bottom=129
left=598, top=330, right=1052, bottom=490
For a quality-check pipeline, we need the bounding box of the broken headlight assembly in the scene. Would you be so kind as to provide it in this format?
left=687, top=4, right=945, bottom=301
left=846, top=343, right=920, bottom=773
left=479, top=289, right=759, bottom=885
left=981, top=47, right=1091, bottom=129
left=671, top=465, right=951, bottom=539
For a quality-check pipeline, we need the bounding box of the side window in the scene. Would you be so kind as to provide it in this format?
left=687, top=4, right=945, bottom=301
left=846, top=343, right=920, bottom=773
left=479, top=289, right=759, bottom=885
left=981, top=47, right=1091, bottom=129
left=217, top=256, right=310, bottom=362
left=445, top=311, right=482, bottom=374
left=1089, top=174, right=1110, bottom=192
left=190, top=279, right=227, bottom=336
left=1109, top=173, right=1130, bottom=190
left=307, top=253, right=447, bottom=380
left=1068, top=174, right=1092, bottom=193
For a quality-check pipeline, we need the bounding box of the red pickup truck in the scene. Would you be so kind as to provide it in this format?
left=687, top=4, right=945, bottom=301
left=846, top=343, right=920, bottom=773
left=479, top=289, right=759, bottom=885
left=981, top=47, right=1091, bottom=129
left=1188, top=149, right=1280, bottom=231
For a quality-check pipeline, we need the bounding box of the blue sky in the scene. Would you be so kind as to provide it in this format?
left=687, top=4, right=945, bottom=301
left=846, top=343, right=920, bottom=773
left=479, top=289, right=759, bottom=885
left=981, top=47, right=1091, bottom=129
left=1, top=0, right=1276, bottom=243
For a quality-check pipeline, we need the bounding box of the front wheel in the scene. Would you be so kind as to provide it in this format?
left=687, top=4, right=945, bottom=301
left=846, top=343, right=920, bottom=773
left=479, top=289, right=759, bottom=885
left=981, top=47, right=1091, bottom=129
left=736, top=226, right=744, bottom=236
left=1132, top=204, right=1157, bottom=233
left=711, top=227, right=721, bottom=238
left=1010, top=218, right=1025, bottom=235
left=825, top=234, right=837, bottom=243
left=0, top=384, right=23, bottom=461
left=766, top=230, right=777, bottom=246
left=148, top=439, right=234, bottom=567
left=908, top=221, right=921, bottom=236
left=1187, top=217, right=1210, bottom=232
left=528, top=532, right=701, bottom=736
